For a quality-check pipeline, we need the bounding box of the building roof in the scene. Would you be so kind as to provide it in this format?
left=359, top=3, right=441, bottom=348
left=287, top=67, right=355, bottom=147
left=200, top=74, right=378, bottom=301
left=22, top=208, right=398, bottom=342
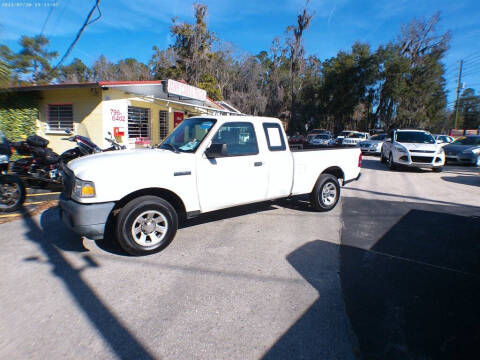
left=7, top=80, right=243, bottom=115
left=8, top=82, right=98, bottom=91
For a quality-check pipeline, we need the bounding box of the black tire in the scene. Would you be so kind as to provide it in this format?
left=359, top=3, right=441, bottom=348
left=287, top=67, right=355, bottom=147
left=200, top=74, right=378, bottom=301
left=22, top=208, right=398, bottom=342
left=116, top=195, right=178, bottom=256
left=432, top=166, right=443, bottom=173
left=0, top=175, right=26, bottom=212
left=380, top=152, right=386, bottom=163
left=388, top=153, right=396, bottom=170
left=310, top=174, right=341, bottom=212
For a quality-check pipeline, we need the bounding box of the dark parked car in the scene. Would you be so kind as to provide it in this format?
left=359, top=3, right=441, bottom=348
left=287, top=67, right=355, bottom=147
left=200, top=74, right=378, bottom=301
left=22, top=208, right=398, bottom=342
left=443, top=135, right=480, bottom=166
left=288, top=135, right=306, bottom=144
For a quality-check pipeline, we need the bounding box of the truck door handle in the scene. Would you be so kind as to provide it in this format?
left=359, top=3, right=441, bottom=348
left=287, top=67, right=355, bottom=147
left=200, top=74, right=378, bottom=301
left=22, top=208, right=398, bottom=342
left=254, top=161, right=263, bottom=167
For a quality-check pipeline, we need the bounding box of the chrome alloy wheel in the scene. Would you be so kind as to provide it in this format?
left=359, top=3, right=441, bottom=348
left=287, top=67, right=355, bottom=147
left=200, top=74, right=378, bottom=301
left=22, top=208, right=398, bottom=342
left=0, top=183, right=21, bottom=208
left=321, top=182, right=337, bottom=206
left=131, top=210, right=168, bottom=247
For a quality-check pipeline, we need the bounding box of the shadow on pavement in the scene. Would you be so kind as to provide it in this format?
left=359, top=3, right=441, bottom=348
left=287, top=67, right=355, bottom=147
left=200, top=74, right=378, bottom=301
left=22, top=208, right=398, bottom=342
left=343, top=186, right=480, bottom=209
left=361, top=158, right=429, bottom=173
left=340, top=197, right=480, bottom=360
left=263, top=197, right=480, bottom=359
left=262, top=240, right=357, bottom=360
left=20, top=207, right=157, bottom=359
left=442, top=175, right=480, bottom=187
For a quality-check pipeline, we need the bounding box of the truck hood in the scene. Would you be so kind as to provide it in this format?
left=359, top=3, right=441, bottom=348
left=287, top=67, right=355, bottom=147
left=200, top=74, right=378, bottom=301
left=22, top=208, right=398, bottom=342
left=68, top=149, right=189, bottom=180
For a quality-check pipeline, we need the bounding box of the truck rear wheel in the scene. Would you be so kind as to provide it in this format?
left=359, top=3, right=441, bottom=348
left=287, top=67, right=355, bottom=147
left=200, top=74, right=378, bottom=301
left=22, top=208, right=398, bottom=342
left=310, top=174, right=340, bottom=212
left=116, top=195, right=178, bottom=256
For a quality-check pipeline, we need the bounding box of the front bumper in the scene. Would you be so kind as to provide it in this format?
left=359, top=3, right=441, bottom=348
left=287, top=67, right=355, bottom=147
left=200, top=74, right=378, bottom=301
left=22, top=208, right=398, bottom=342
left=394, top=152, right=445, bottom=168
left=445, top=153, right=478, bottom=165
left=59, top=194, right=115, bottom=240
left=360, top=146, right=381, bottom=155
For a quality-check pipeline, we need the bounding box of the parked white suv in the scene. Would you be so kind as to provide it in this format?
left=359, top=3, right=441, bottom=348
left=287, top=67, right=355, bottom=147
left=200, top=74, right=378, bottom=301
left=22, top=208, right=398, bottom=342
left=341, top=132, right=369, bottom=146
left=381, top=129, right=445, bottom=172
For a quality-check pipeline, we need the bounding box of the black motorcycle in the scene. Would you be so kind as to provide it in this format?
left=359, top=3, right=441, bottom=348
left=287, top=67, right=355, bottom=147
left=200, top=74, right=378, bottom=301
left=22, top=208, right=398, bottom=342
left=0, top=133, right=25, bottom=212
left=62, top=130, right=125, bottom=156
left=10, top=135, right=70, bottom=189
left=11, top=131, right=125, bottom=189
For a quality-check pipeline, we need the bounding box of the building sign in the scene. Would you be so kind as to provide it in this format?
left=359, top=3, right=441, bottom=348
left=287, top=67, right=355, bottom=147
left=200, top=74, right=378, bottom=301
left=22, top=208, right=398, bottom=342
left=110, top=109, right=126, bottom=123
left=450, top=128, right=480, bottom=137
left=167, top=79, right=207, bottom=101
left=102, top=98, right=128, bottom=148
left=174, top=112, right=184, bottom=128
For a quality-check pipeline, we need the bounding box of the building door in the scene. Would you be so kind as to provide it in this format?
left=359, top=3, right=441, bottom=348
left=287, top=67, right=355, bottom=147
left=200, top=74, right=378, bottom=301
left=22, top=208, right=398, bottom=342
left=173, top=112, right=184, bottom=128
left=128, top=106, right=150, bottom=147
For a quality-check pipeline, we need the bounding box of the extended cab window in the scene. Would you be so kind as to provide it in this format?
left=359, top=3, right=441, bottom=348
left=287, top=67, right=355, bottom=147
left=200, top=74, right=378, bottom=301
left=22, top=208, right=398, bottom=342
left=212, top=122, right=258, bottom=156
left=263, top=123, right=286, bottom=151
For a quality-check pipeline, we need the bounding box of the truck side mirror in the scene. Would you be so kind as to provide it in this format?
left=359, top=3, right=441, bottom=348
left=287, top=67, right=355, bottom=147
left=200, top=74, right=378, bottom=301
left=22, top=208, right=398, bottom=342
left=205, top=143, right=228, bottom=158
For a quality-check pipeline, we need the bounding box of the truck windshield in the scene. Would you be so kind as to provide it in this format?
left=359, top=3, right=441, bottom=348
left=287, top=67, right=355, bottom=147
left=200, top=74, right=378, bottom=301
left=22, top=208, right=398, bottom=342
left=396, top=132, right=435, bottom=144
left=160, top=118, right=216, bottom=153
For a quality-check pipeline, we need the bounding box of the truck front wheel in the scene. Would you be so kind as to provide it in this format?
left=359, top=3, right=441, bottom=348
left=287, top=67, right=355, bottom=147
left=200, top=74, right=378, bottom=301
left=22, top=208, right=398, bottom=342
left=310, top=174, right=340, bottom=212
left=116, top=195, right=178, bottom=256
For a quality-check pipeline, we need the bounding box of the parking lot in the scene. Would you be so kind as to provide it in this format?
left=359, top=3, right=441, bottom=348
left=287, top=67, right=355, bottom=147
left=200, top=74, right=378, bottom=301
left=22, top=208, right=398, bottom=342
left=0, top=157, right=479, bottom=359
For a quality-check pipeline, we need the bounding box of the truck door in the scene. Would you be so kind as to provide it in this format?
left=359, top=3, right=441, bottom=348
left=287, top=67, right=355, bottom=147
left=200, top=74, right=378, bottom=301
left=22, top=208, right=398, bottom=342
left=196, top=122, right=268, bottom=212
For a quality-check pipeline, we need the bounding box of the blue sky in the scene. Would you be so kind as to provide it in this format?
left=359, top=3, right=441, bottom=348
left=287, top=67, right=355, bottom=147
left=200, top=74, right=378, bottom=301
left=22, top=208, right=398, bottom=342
left=1, top=0, right=479, bottom=107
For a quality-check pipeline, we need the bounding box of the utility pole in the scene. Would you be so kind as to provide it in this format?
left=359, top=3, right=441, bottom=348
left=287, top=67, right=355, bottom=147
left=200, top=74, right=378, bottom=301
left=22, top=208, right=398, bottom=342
left=454, top=59, right=463, bottom=129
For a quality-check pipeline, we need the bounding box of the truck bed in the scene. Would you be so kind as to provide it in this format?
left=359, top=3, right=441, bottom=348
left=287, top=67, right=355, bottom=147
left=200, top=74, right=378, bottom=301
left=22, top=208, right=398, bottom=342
left=290, top=146, right=361, bottom=195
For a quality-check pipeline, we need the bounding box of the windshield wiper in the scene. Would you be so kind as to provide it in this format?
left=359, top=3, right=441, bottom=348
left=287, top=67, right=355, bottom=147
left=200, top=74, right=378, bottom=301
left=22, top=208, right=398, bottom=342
left=160, top=143, right=180, bottom=153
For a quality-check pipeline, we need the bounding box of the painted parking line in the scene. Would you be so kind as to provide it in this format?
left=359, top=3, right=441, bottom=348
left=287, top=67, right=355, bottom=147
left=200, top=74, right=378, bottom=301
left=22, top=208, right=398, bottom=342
left=25, top=201, right=48, bottom=206
left=0, top=213, right=21, bottom=218
left=26, top=192, right=61, bottom=197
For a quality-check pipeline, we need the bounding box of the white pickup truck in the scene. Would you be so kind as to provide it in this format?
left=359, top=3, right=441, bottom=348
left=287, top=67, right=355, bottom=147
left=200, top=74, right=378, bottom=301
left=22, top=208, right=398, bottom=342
left=60, top=116, right=361, bottom=255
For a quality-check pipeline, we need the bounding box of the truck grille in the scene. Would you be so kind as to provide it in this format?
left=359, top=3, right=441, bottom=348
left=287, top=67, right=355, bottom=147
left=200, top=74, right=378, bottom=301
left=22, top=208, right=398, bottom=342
left=411, top=156, right=433, bottom=163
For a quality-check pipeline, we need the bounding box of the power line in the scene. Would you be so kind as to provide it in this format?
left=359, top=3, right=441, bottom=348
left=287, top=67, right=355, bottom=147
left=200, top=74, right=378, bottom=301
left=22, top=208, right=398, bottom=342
left=464, top=56, right=480, bottom=65
left=51, top=0, right=72, bottom=37
left=461, top=69, right=480, bottom=78
left=54, top=0, right=101, bottom=69
left=463, top=59, right=480, bottom=69
left=463, top=50, right=480, bottom=62
left=40, top=6, right=55, bottom=35
left=463, top=65, right=480, bottom=73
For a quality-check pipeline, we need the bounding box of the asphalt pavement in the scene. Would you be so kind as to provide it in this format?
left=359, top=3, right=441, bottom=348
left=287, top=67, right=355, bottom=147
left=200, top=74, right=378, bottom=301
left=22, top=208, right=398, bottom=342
left=0, top=158, right=478, bottom=359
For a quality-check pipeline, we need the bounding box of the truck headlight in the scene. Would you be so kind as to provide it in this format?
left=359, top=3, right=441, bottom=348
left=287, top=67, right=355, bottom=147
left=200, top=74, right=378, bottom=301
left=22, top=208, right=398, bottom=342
left=73, top=178, right=96, bottom=198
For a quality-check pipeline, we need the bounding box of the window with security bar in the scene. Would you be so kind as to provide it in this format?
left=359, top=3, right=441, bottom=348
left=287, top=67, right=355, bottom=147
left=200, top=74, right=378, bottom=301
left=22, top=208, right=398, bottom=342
left=128, top=106, right=150, bottom=139
left=47, top=104, right=73, bottom=131
left=159, top=110, right=169, bottom=141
